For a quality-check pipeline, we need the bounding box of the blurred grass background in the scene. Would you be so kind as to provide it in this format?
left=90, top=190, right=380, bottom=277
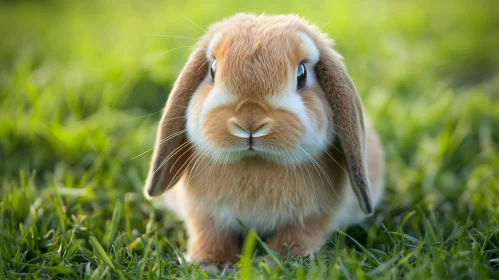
left=1, top=0, right=499, bottom=278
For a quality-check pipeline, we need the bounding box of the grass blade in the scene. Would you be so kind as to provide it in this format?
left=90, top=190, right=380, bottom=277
left=103, top=201, right=122, bottom=248
left=240, top=230, right=257, bottom=280
left=89, top=236, right=115, bottom=270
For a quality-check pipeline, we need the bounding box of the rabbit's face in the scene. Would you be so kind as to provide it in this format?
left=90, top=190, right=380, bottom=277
left=187, top=23, right=334, bottom=165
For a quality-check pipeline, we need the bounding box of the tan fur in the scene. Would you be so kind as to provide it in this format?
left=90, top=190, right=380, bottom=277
left=184, top=210, right=240, bottom=269
left=144, top=13, right=385, bottom=270
left=266, top=213, right=332, bottom=256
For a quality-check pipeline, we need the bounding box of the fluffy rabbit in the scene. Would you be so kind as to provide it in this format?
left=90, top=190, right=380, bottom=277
left=144, top=13, right=384, bottom=271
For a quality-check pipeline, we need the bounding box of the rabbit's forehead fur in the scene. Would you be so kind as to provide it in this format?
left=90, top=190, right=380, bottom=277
left=206, top=27, right=319, bottom=97
left=199, top=14, right=328, bottom=104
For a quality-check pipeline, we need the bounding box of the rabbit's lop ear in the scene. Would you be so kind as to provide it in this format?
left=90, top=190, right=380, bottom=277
left=316, top=48, right=373, bottom=215
left=144, top=47, right=207, bottom=198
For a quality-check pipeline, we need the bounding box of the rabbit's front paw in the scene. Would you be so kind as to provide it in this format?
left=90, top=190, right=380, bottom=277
left=197, top=261, right=235, bottom=274
left=187, top=234, right=240, bottom=274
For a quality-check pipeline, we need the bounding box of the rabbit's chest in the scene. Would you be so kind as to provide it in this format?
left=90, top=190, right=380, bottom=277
left=186, top=160, right=342, bottom=233
left=209, top=198, right=316, bottom=233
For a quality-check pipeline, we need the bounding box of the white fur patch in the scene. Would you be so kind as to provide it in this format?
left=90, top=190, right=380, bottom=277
left=296, top=32, right=319, bottom=90
left=268, top=81, right=308, bottom=164
left=268, top=91, right=309, bottom=126
left=298, top=32, right=320, bottom=64
left=202, top=201, right=318, bottom=234
left=187, top=85, right=236, bottom=159
left=202, top=87, right=236, bottom=116
left=206, top=32, right=222, bottom=60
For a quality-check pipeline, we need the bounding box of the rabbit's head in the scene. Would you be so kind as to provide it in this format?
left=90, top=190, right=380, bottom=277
left=144, top=14, right=373, bottom=214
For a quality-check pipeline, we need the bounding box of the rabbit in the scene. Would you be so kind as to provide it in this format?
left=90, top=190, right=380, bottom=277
left=143, top=13, right=384, bottom=272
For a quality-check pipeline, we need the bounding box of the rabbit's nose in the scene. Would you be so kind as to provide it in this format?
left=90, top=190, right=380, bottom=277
left=228, top=117, right=273, bottom=139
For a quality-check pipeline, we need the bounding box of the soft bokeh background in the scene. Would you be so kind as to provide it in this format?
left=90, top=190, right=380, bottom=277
left=1, top=0, right=498, bottom=278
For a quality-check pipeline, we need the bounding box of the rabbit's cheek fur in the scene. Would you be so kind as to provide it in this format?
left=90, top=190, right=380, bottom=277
left=267, top=86, right=334, bottom=164
left=287, top=89, right=333, bottom=162
left=186, top=84, right=217, bottom=146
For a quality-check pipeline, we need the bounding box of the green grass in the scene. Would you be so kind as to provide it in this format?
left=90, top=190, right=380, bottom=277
left=1, top=0, right=499, bottom=279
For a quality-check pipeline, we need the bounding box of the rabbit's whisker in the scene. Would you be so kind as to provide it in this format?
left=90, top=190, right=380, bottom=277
left=186, top=144, right=214, bottom=187
left=163, top=140, right=193, bottom=164
left=124, top=108, right=164, bottom=122
left=166, top=140, right=197, bottom=176
left=207, top=147, right=223, bottom=196
left=171, top=20, right=204, bottom=35
left=291, top=153, right=307, bottom=197
left=130, top=126, right=187, bottom=160
left=283, top=152, right=300, bottom=210
left=156, top=129, right=188, bottom=148
left=306, top=114, right=343, bottom=151
left=308, top=137, right=347, bottom=174
left=278, top=148, right=290, bottom=181
left=149, top=34, right=200, bottom=40
left=199, top=148, right=218, bottom=187
left=181, top=15, right=207, bottom=33
left=309, top=150, right=338, bottom=199
left=157, top=46, right=195, bottom=58
left=292, top=149, right=319, bottom=218
left=297, top=145, right=326, bottom=194
left=151, top=140, right=190, bottom=177
left=321, top=19, right=332, bottom=30
left=169, top=142, right=209, bottom=187
left=298, top=145, right=339, bottom=200
left=327, top=120, right=346, bottom=131
left=172, top=104, right=189, bottom=109
left=151, top=135, right=190, bottom=175
left=196, top=59, right=210, bottom=72
left=303, top=113, right=343, bottom=152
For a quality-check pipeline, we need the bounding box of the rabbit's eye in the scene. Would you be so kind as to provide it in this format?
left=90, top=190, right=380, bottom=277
left=296, top=63, right=307, bottom=90
left=210, top=60, right=217, bottom=79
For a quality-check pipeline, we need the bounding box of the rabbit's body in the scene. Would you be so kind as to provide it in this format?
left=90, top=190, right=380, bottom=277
left=144, top=14, right=385, bottom=271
